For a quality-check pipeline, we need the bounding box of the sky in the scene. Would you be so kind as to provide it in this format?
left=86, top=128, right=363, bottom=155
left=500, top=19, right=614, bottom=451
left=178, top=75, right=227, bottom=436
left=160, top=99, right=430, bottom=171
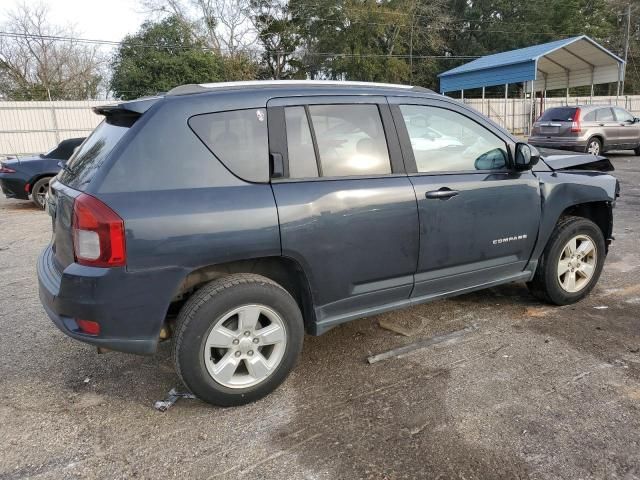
left=0, top=0, right=147, bottom=42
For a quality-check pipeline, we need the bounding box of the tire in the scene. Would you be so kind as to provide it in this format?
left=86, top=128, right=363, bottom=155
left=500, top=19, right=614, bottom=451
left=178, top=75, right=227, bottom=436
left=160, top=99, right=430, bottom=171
left=31, top=177, right=52, bottom=209
left=527, top=216, right=606, bottom=305
left=172, top=273, right=304, bottom=407
left=585, top=137, right=602, bottom=156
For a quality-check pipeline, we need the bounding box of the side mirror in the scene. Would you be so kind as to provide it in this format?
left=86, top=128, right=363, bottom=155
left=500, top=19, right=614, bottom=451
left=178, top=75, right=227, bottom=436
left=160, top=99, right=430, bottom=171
left=634, top=117, right=640, bottom=124
left=515, top=143, right=540, bottom=170
left=474, top=148, right=507, bottom=170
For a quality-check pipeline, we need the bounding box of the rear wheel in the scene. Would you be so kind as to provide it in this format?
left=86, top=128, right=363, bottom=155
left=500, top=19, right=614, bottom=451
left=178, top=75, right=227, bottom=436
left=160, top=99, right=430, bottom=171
left=527, top=216, right=605, bottom=305
left=31, top=176, right=51, bottom=209
left=172, top=274, right=304, bottom=407
left=585, top=137, right=602, bottom=156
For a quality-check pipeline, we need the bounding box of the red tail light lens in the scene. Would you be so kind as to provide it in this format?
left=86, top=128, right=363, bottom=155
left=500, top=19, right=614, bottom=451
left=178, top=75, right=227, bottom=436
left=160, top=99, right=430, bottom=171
left=0, top=165, right=16, bottom=173
left=571, top=108, right=582, bottom=132
left=72, top=193, right=126, bottom=267
left=77, top=319, right=101, bottom=335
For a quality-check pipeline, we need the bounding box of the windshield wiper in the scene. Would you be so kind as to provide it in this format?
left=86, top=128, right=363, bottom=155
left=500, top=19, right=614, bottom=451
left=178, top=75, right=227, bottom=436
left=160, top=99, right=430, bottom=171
left=58, top=161, right=74, bottom=175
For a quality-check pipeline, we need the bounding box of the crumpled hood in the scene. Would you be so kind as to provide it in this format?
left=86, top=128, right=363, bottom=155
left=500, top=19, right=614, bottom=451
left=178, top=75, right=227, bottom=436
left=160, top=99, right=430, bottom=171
left=542, top=154, right=614, bottom=172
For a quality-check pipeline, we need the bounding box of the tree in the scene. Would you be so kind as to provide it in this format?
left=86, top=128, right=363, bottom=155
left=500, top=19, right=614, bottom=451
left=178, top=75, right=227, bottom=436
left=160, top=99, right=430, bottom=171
left=251, top=0, right=304, bottom=79
left=109, top=15, right=257, bottom=100
left=140, top=0, right=257, bottom=55
left=0, top=2, right=104, bottom=100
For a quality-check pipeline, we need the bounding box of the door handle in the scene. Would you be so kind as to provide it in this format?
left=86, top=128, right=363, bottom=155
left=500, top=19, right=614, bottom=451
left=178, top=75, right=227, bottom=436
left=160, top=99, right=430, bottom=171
left=425, top=188, right=459, bottom=200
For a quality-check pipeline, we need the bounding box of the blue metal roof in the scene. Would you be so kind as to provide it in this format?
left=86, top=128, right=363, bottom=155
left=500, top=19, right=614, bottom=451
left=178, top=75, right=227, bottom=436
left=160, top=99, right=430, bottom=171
left=438, top=35, right=624, bottom=93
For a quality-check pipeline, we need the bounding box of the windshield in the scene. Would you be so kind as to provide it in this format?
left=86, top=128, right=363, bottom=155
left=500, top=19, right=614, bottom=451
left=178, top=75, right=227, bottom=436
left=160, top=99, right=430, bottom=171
left=58, top=116, right=135, bottom=190
left=539, top=107, right=577, bottom=122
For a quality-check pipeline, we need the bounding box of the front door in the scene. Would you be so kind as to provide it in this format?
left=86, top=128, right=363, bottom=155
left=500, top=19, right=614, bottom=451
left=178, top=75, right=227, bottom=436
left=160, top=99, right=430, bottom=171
left=613, top=107, right=640, bottom=149
left=389, top=97, right=541, bottom=298
left=267, top=96, right=419, bottom=329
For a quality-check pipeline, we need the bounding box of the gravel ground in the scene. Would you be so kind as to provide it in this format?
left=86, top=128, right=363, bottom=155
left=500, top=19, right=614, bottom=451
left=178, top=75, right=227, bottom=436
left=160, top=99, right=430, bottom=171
left=0, top=153, right=639, bottom=480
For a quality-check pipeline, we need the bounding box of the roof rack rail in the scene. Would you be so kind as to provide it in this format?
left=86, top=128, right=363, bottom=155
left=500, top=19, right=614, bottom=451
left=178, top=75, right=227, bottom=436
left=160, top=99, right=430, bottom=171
left=167, top=80, right=433, bottom=96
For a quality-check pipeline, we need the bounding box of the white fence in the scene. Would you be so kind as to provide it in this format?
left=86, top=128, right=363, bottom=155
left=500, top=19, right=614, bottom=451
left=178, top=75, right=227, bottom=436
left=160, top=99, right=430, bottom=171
left=0, top=101, right=113, bottom=157
left=461, top=95, right=640, bottom=135
left=1, top=95, right=640, bottom=156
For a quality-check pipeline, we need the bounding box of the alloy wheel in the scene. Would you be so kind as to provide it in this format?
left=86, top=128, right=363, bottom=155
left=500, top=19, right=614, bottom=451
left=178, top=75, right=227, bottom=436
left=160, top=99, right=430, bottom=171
left=587, top=140, right=600, bottom=155
left=203, top=304, right=287, bottom=389
left=557, top=234, right=597, bottom=293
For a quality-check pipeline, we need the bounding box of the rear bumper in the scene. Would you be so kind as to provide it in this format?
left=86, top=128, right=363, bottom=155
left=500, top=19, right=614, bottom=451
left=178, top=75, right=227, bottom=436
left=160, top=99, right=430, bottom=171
left=37, top=244, right=185, bottom=355
left=528, top=137, right=587, bottom=151
left=0, top=177, right=29, bottom=200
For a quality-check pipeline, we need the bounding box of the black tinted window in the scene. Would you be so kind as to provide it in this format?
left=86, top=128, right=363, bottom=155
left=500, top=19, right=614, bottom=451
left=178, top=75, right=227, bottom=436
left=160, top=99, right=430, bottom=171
left=58, top=117, right=133, bottom=189
left=285, top=107, right=318, bottom=178
left=189, top=109, right=268, bottom=183
left=614, top=107, right=634, bottom=122
left=308, top=104, right=391, bottom=177
left=399, top=105, right=507, bottom=172
left=539, top=107, right=577, bottom=122
left=596, top=108, right=614, bottom=121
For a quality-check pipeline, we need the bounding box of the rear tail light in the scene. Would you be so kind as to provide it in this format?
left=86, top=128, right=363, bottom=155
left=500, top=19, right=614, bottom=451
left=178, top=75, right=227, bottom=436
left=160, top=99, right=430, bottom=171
left=77, top=319, right=100, bottom=335
left=72, top=193, right=126, bottom=267
left=571, top=108, right=582, bottom=133
left=0, top=164, right=16, bottom=173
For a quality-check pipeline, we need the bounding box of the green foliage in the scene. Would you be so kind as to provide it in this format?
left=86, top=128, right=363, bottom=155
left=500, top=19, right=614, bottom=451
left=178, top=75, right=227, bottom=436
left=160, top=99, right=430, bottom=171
left=110, top=16, right=256, bottom=100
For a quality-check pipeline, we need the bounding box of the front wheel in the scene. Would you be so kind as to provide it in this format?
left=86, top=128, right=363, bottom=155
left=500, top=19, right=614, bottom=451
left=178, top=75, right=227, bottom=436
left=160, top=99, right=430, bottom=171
left=172, top=274, right=304, bottom=407
left=31, top=176, right=52, bottom=209
left=527, top=216, right=606, bottom=305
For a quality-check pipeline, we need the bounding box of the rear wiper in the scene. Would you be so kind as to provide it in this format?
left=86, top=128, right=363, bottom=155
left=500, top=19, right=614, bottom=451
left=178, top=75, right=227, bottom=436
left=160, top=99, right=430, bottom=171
left=58, top=161, right=74, bottom=175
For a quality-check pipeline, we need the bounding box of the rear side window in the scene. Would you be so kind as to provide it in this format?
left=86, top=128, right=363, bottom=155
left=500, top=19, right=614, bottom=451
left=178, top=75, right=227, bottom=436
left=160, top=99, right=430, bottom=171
left=58, top=116, right=134, bottom=190
left=596, top=108, right=614, bottom=121
left=189, top=108, right=268, bottom=183
left=284, top=107, right=318, bottom=178
left=539, top=107, right=577, bottom=122
left=583, top=110, right=596, bottom=121
left=307, top=104, right=391, bottom=177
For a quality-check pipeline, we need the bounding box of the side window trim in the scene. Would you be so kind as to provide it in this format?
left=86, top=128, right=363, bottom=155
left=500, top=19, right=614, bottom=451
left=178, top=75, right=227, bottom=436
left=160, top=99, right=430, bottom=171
left=304, top=105, right=323, bottom=177
left=389, top=99, right=515, bottom=175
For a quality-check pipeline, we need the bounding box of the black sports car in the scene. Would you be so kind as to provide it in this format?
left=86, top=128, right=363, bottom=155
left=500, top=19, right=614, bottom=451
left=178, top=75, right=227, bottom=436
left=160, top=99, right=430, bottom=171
left=0, top=137, right=85, bottom=209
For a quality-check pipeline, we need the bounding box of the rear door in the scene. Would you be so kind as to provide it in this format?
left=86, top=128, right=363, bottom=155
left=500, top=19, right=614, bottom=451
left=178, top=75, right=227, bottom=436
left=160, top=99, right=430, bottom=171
left=49, top=115, right=136, bottom=270
left=267, top=96, right=419, bottom=327
left=388, top=96, right=540, bottom=298
left=536, top=107, right=577, bottom=138
left=594, top=108, right=619, bottom=148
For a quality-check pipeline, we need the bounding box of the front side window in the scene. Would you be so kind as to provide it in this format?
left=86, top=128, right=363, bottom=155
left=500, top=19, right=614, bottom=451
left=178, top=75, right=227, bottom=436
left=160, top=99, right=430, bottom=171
left=307, top=104, right=391, bottom=177
left=399, top=105, right=508, bottom=173
left=614, top=107, right=634, bottom=123
left=189, top=108, right=268, bottom=183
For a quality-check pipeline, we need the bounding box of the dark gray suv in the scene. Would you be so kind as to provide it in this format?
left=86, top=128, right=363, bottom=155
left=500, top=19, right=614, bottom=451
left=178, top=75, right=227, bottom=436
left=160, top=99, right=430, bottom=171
left=37, top=81, right=619, bottom=406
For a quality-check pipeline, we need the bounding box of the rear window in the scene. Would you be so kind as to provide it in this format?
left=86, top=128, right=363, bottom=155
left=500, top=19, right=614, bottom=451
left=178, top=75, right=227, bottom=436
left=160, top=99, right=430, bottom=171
left=58, top=116, right=134, bottom=189
left=189, top=108, right=268, bottom=183
left=539, top=108, right=577, bottom=122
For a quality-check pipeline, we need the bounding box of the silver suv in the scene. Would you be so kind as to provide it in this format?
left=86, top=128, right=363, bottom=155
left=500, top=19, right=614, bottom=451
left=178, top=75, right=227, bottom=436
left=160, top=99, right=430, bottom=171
left=529, top=105, right=640, bottom=156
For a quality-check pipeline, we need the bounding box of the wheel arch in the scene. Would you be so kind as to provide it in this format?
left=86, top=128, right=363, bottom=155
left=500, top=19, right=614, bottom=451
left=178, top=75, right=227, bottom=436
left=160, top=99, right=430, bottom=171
left=27, top=173, right=55, bottom=193
left=586, top=135, right=604, bottom=151
left=174, top=256, right=317, bottom=333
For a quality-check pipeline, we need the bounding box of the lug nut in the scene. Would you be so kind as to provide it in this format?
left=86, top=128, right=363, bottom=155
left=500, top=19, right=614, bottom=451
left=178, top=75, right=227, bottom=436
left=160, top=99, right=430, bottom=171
left=235, top=351, right=241, bottom=357
left=232, top=339, right=239, bottom=345
left=244, top=331, right=251, bottom=337
left=252, top=338, right=259, bottom=344
left=247, top=350, right=254, bottom=356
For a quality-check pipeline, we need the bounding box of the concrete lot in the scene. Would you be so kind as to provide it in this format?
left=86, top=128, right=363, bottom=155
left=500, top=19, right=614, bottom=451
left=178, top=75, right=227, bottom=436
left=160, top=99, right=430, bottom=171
left=1, top=154, right=639, bottom=480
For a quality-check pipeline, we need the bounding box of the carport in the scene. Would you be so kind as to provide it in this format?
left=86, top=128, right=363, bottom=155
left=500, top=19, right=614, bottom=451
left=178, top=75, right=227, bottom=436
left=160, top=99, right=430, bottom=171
left=438, top=36, right=626, bottom=134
